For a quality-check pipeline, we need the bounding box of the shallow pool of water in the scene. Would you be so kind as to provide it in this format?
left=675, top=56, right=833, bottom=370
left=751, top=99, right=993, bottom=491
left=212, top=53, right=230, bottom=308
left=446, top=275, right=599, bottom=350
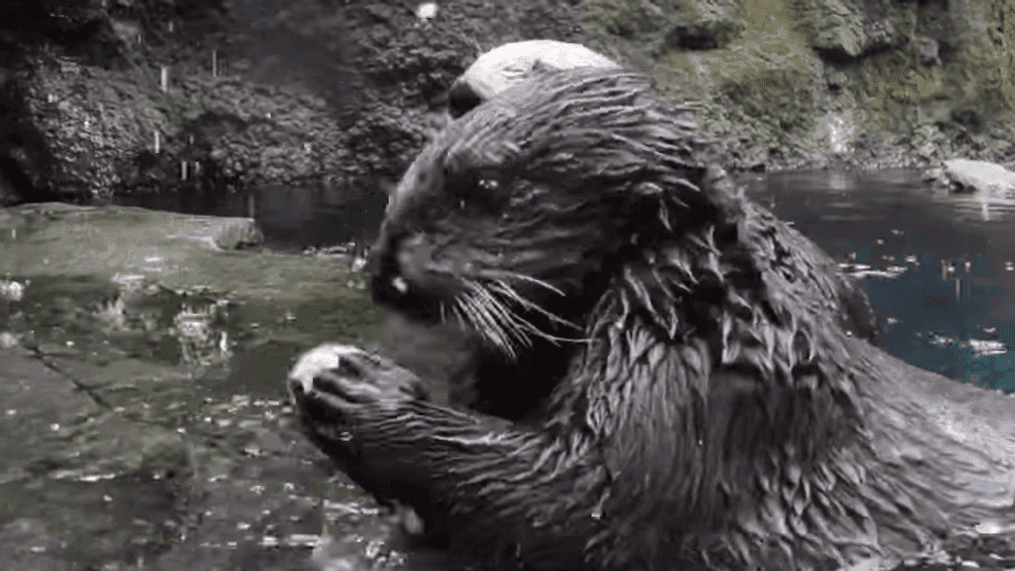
left=115, top=182, right=387, bottom=252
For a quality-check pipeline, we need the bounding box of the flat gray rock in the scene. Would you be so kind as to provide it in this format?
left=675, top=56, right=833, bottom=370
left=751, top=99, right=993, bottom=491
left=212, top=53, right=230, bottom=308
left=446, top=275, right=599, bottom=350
left=943, top=158, right=1015, bottom=196
left=0, top=203, right=362, bottom=301
left=0, top=203, right=398, bottom=570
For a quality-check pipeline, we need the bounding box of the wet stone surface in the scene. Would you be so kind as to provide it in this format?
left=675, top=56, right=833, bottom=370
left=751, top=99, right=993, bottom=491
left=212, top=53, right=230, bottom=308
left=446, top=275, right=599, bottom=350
left=0, top=203, right=446, bottom=571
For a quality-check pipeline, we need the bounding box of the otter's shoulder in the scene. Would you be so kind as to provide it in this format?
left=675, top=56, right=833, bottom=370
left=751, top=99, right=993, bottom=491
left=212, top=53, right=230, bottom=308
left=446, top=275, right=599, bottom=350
left=701, top=167, right=879, bottom=342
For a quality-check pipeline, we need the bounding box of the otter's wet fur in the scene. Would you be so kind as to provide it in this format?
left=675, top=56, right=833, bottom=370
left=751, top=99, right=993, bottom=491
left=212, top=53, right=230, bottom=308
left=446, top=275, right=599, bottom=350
left=291, top=68, right=1015, bottom=571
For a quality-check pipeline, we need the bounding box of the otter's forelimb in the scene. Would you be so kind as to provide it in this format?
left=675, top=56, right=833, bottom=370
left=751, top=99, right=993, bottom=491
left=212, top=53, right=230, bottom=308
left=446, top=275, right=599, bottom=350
left=290, top=343, right=703, bottom=570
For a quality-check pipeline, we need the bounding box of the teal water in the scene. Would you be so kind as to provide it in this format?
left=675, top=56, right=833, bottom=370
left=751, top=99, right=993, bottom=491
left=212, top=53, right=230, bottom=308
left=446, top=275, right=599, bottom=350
left=742, top=169, right=1015, bottom=393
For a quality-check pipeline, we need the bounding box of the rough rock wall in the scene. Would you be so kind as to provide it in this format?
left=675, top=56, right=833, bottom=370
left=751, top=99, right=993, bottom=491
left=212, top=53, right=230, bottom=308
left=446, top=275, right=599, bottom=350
left=1, top=0, right=1014, bottom=204
left=584, top=0, right=1015, bottom=171
left=0, top=0, right=586, bottom=202
left=2, top=0, right=361, bottom=201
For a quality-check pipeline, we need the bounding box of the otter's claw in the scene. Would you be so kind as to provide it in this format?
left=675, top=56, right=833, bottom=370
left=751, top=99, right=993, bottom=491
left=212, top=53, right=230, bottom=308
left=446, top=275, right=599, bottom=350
left=288, top=344, right=428, bottom=415
left=288, top=344, right=363, bottom=393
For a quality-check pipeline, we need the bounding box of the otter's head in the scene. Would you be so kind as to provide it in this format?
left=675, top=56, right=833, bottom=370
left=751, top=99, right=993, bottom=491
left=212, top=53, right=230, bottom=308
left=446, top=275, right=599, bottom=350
left=447, top=40, right=619, bottom=119
left=370, top=68, right=733, bottom=358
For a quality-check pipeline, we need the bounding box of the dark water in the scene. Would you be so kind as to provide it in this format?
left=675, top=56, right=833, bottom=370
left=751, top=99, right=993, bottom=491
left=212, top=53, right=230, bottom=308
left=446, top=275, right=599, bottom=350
left=120, top=170, right=1015, bottom=391
left=741, top=169, right=1015, bottom=392
left=115, top=182, right=388, bottom=250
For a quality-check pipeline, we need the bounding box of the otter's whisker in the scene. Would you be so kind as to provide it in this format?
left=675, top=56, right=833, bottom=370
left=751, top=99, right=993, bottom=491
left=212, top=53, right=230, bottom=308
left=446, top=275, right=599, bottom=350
left=450, top=303, right=467, bottom=330
left=488, top=280, right=580, bottom=331
left=484, top=281, right=589, bottom=345
left=464, top=279, right=576, bottom=356
left=458, top=285, right=519, bottom=359
left=482, top=269, right=566, bottom=298
left=470, top=282, right=532, bottom=349
left=456, top=292, right=493, bottom=345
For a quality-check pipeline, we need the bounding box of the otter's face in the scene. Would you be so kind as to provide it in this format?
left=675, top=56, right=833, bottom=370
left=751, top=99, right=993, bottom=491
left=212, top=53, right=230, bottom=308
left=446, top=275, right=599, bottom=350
left=369, top=126, right=622, bottom=353
left=369, top=69, right=702, bottom=356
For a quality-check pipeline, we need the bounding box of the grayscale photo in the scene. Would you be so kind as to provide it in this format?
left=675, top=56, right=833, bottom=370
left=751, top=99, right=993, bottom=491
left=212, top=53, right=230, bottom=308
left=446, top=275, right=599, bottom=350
left=2, top=1, right=1015, bottom=570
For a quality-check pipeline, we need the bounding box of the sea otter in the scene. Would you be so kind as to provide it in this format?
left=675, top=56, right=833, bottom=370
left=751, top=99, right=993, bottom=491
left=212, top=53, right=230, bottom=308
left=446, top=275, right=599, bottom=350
left=445, top=40, right=874, bottom=422
left=288, top=67, right=1015, bottom=571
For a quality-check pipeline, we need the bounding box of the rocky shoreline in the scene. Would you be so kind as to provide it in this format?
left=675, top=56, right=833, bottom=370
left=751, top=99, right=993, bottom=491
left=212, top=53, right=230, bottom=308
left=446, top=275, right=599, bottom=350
left=1, top=0, right=1014, bottom=207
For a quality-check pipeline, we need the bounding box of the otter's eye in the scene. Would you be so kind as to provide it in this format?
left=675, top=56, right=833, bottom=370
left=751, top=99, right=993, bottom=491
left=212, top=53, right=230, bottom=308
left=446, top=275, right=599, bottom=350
left=446, top=172, right=509, bottom=214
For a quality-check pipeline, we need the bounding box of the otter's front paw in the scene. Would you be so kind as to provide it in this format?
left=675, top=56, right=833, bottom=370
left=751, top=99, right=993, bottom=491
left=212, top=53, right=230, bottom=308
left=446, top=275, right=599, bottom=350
left=288, top=344, right=428, bottom=416
left=287, top=345, right=433, bottom=540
